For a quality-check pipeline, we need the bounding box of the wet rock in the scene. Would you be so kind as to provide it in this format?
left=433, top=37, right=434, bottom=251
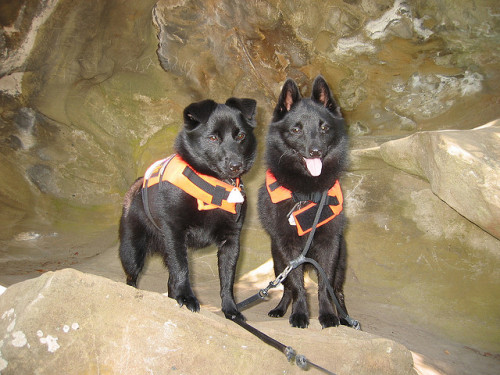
left=379, top=120, right=500, bottom=240
left=0, top=268, right=416, bottom=375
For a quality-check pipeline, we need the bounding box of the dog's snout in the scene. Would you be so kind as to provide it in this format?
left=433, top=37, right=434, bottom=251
left=308, top=148, right=322, bottom=158
left=229, top=161, right=243, bottom=173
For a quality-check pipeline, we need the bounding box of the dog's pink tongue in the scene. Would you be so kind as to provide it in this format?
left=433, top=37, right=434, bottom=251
left=304, top=158, right=322, bottom=177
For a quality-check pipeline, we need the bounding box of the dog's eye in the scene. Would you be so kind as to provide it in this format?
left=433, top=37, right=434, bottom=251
left=319, top=122, right=329, bottom=132
left=290, top=126, right=302, bottom=134
left=235, top=132, right=246, bottom=142
left=208, top=135, right=219, bottom=142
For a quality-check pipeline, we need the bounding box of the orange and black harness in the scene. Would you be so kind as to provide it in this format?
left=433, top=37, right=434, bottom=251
left=265, top=170, right=343, bottom=236
left=141, top=154, right=244, bottom=232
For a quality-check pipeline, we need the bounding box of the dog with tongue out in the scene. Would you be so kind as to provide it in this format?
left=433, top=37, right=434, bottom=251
left=258, top=75, right=351, bottom=329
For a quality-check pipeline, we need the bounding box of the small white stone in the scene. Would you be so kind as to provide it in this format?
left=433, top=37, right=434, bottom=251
left=11, top=331, right=27, bottom=347
left=40, top=335, right=60, bottom=353
left=1, top=309, right=14, bottom=320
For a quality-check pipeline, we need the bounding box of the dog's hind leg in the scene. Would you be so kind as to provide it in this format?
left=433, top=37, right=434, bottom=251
left=333, top=234, right=350, bottom=326
left=268, top=288, right=292, bottom=318
left=268, top=240, right=309, bottom=327
left=268, top=240, right=293, bottom=318
left=119, top=231, right=147, bottom=288
left=269, top=273, right=309, bottom=329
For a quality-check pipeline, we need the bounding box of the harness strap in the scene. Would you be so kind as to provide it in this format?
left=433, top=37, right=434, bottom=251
left=140, top=156, right=176, bottom=234
left=265, top=170, right=343, bottom=236
left=141, top=185, right=163, bottom=233
left=182, top=167, right=230, bottom=206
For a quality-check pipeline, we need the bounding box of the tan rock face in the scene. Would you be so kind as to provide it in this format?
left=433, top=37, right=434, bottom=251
left=0, top=269, right=415, bottom=375
left=380, top=120, right=500, bottom=240
left=0, top=2, right=499, bottom=374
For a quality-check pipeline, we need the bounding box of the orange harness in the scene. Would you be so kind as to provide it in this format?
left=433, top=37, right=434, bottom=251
left=265, top=170, right=343, bottom=236
left=143, top=154, right=244, bottom=215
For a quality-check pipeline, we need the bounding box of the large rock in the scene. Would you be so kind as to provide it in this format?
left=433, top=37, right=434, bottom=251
left=0, top=268, right=415, bottom=375
left=379, top=120, right=500, bottom=240
left=152, top=0, right=500, bottom=133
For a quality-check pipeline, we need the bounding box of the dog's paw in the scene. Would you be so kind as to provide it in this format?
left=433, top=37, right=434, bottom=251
left=224, top=309, right=246, bottom=322
left=290, top=312, right=309, bottom=328
left=339, top=316, right=357, bottom=328
left=176, top=295, right=200, bottom=313
left=268, top=308, right=286, bottom=318
left=319, top=313, right=340, bottom=328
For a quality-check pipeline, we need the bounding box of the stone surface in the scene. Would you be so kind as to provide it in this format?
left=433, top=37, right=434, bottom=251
left=0, top=268, right=415, bottom=375
left=0, top=1, right=499, bottom=375
left=0, top=0, right=59, bottom=77
left=379, top=120, right=500, bottom=240
left=153, top=0, right=500, bottom=133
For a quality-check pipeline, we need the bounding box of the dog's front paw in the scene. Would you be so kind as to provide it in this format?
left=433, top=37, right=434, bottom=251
left=268, top=308, right=286, bottom=318
left=319, top=313, right=340, bottom=328
left=224, top=309, right=246, bottom=322
left=176, top=294, right=200, bottom=313
left=222, top=300, right=245, bottom=321
left=290, top=312, right=309, bottom=328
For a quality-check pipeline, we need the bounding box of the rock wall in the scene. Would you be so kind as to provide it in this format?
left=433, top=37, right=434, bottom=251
left=380, top=120, right=500, bottom=239
left=1, top=0, right=499, bottom=242
left=0, top=1, right=499, bottom=373
left=153, top=0, right=500, bottom=134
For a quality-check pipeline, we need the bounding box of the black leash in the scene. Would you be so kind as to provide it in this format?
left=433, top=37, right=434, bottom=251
left=231, top=316, right=337, bottom=375
left=236, top=190, right=360, bottom=329
left=231, top=190, right=360, bottom=373
left=236, top=191, right=328, bottom=311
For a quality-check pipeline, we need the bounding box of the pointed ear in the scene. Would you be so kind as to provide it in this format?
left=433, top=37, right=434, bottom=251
left=311, top=75, right=342, bottom=117
left=183, top=100, right=218, bottom=130
left=225, top=98, right=257, bottom=128
left=272, top=79, right=301, bottom=122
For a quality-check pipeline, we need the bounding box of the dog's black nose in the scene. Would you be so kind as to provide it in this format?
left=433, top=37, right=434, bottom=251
left=229, top=162, right=243, bottom=173
left=309, top=148, right=322, bottom=158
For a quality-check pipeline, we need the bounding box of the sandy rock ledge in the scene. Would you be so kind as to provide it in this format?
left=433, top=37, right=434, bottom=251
left=0, top=268, right=415, bottom=375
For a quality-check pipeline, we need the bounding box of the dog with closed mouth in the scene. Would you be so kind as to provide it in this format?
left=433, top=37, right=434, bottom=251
left=258, top=76, right=350, bottom=328
left=119, top=98, right=257, bottom=320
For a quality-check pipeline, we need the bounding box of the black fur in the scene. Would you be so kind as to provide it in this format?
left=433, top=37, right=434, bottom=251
left=119, top=98, right=257, bottom=320
left=258, top=76, right=350, bottom=328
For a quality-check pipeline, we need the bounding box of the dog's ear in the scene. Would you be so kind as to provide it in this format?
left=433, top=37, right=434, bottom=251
left=311, top=75, right=342, bottom=117
left=225, top=98, right=257, bottom=128
left=183, top=100, right=218, bottom=130
left=273, top=79, right=301, bottom=122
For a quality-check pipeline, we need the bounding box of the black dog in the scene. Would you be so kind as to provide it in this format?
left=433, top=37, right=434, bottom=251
left=258, top=76, right=350, bottom=328
left=119, top=98, right=257, bottom=320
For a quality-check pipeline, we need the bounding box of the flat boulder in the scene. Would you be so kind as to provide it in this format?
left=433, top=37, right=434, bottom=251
left=380, top=120, right=500, bottom=240
left=0, top=268, right=415, bottom=374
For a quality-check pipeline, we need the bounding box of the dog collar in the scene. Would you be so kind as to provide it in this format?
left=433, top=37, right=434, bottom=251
left=143, top=154, right=244, bottom=214
left=265, top=170, right=343, bottom=236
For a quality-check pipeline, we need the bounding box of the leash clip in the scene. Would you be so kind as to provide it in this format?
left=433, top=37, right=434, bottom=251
left=272, top=264, right=293, bottom=287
